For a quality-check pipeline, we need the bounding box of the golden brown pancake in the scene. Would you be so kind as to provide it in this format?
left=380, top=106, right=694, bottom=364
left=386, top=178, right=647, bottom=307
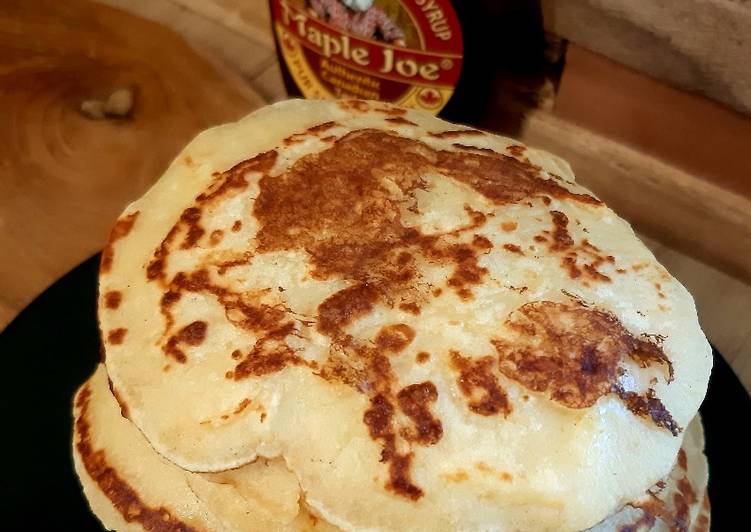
left=97, top=99, right=712, bottom=530
left=73, top=366, right=709, bottom=532
left=72, top=365, right=337, bottom=531
left=73, top=364, right=708, bottom=531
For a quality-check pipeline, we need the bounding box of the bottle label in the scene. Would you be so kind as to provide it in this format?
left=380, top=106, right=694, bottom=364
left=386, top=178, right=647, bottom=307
left=271, top=0, right=463, bottom=113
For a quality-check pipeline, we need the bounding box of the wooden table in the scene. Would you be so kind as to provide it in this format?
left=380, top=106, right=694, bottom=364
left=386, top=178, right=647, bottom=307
left=2, top=0, right=750, bottom=392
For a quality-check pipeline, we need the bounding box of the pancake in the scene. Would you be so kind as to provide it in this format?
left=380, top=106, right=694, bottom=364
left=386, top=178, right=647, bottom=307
left=98, top=99, right=712, bottom=531
left=72, top=364, right=336, bottom=531
left=73, top=364, right=708, bottom=531
left=587, top=415, right=710, bottom=531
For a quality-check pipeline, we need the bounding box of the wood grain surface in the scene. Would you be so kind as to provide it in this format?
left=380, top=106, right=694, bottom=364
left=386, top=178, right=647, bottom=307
left=556, top=45, right=751, bottom=201
left=0, top=0, right=264, bottom=327
left=1, top=0, right=749, bottom=392
left=541, top=0, right=751, bottom=116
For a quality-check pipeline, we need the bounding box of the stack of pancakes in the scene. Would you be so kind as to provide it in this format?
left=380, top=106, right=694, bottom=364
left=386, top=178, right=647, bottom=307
left=73, top=99, right=712, bottom=531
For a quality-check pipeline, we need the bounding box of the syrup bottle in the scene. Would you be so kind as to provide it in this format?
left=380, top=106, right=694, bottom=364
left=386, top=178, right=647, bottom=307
left=268, top=0, right=555, bottom=131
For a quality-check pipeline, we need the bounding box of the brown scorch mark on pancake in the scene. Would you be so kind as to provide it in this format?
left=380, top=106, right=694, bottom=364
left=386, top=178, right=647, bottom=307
left=284, top=121, right=340, bottom=145
left=159, top=290, right=181, bottom=333
left=74, top=386, right=198, bottom=532
left=629, top=468, right=700, bottom=531
left=494, top=301, right=623, bottom=408
left=107, top=328, right=127, bottom=345
left=216, top=252, right=253, bottom=275
left=364, top=394, right=422, bottom=500
left=612, top=385, right=681, bottom=436
left=160, top=269, right=303, bottom=375
left=399, top=302, right=421, bottom=315
left=617, top=512, right=656, bottom=532
left=315, top=302, right=440, bottom=499
left=232, top=322, right=307, bottom=379
left=145, top=150, right=277, bottom=282
left=507, top=145, right=526, bottom=158
left=163, top=321, right=207, bottom=363
left=655, top=282, right=667, bottom=299
left=233, top=398, right=252, bottom=414
left=397, top=382, right=443, bottom=444
left=549, top=211, right=574, bottom=250
left=472, top=234, right=493, bottom=250
left=475, top=462, right=513, bottom=483
left=198, top=151, right=278, bottom=204
left=386, top=117, right=418, bottom=126
left=428, top=129, right=486, bottom=139
left=450, top=351, right=511, bottom=416
left=376, top=324, right=416, bottom=353
left=178, top=207, right=204, bottom=249
left=630, top=336, right=675, bottom=382
left=493, top=301, right=678, bottom=433
left=307, top=121, right=339, bottom=134
left=375, top=105, right=407, bottom=116
left=100, top=211, right=140, bottom=273
left=452, top=143, right=496, bottom=155
left=444, top=241, right=488, bottom=300
left=694, top=514, right=709, bottom=532
left=693, top=491, right=711, bottom=532
left=209, top=229, right=224, bottom=246
left=673, top=478, right=698, bottom=529
left=254, top=128, right=598, bottom=279
left=535, top=211, right=615, bottom=283
left=107, top=378, right=130, bottom=419
left=317, top=284, right=380, bottom=336
left=677, top=449, right=688, bottom=470
left=103, top=291, right=122, bottom=310
left=252, top=129, right=599, bottom=302
left=338, top=99, right=371, bottom=113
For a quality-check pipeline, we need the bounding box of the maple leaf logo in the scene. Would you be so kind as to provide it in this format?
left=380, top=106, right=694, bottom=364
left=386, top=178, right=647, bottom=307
left=417, top=88, right=441, bottom=109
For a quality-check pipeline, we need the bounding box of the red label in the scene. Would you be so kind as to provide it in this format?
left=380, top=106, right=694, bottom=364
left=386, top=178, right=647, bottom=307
left=271, top=0, right=463, bottom=113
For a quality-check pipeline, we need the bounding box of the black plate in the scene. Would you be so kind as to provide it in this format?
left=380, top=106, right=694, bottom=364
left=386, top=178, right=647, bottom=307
left=1, top=254, right=748, bottom=530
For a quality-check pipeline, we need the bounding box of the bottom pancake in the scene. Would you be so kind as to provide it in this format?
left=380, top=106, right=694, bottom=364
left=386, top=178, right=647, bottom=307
left=72, top=364, right=708, bottom=531
left=72, top=365, right=336, bottom=531
left=587, top=415, right=709, bottom=531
